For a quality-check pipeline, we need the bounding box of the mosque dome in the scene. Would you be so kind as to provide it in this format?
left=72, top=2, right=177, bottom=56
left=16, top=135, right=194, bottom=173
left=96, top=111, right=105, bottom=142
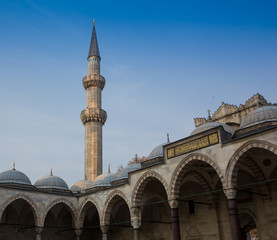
left=0, top=166, right=31, bottom=185
left=92, top=172, right=117, bottom=188
left=148, top=143, right=167, bottom=160
left=240, top=106, right=277, bottom=129
left=190, top=122, right=235, bottom=136
left=34, top=170, right=69, bottom=190
left=70, top=179, right=94, bottom=192
left=117, top=163, right=141, bottom=180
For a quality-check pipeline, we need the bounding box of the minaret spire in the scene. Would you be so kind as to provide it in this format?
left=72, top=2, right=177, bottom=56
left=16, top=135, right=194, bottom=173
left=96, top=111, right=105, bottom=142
left=88, top=19, right=100, bottom=59
left=81, top=21, right=107, bottom=181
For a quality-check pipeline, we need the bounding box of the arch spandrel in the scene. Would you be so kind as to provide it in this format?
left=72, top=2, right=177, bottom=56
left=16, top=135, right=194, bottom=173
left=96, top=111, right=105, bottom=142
left=131, top=170, right=170, bottom=207
left=77, top=197, right=100, bottom=228
left=226, top=140, right=277, bottom=189
left=101, top=190, right=131, bottom=226
left=0, top=194, right=41, bottom=226
left=42, top=198, right=77, bottom=227
left=169, top=153, right=225, bottom=200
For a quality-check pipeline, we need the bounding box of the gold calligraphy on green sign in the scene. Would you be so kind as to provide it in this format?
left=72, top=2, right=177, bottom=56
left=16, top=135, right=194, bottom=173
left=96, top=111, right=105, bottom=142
left=167, top=132, right=219, bottom=159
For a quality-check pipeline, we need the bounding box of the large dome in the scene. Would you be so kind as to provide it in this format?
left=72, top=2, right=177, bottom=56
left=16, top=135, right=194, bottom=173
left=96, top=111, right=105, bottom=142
left=117, top=163, right=141, bottom=180
left=92, top=172, right=117, bottom=188
left=0, top=168, right=31, bottom=185
left=148, top=143, right=167, bottom=160
left=190, top=122, right=235, bottom=136
left=70, top=179, right=94, bottom=192
left=34, top=172, right=69, bottom=190
left=240, top=106, right=277, bottom=129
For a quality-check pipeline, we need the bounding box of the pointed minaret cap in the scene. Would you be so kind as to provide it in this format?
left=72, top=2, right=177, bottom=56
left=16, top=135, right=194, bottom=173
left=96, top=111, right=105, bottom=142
left=88, top=19, right=100, bottom=59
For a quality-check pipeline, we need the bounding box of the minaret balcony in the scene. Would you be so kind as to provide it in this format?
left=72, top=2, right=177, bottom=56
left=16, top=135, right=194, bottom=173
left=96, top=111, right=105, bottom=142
left=81, top=108, right=107, bottom=125
left=83, top=74, right=105, bottom=90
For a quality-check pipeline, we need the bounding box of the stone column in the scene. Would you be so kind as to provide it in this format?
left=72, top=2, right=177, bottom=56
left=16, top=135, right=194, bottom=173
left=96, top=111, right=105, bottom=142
left=131, top=207, right=141, bottom=240
left=224, top=188, right=242, bottom=240
left=169, top=200, right=181, bottom=240
left=36, top=227, right=43, bottom=240
left=101, top=226, right=109, bottom=240
left=75, top=229, right=82, bottom=240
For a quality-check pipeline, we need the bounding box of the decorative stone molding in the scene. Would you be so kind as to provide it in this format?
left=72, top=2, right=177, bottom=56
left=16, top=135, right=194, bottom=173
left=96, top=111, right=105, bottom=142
left=0, top=194, right=41, bottom=226
left=132, top=170, right=169, bottom=207
left=42, top=198, right=77, bottom=227
left=169, top=153, right=225, bottom=200
left=83, top=74, right=105, bottom=90
left=77, top=198, right=100, bottom=228
left=226, top=140, right=277, bottom=188
left=81, top=108, right=107, bottom=125
left=101, top=190, right=130, bottom=226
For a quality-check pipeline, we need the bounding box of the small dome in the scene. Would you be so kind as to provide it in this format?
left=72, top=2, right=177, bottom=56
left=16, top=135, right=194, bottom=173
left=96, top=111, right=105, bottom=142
left=34, top=172, right=69, bottom=190
left=70, top=179, right=94, bottom=192
left=190, top=122, right=235, bottom=136
left=0, top=168, right=31, bottom=185
left=92, top=172, right=117, bottom=188
left=148, top=143, right=167, bottom=160
left=240, top=106, right=277, bottom=129
left=117, top=163, right=141, bottom=180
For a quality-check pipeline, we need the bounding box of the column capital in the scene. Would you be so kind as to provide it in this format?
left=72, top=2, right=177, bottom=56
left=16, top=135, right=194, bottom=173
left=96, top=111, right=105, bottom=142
left=101, top=225, right=109, bottom=234
left=75, top=229, right=82, bottom=236
left=224, top=188, right=237, bottom=199
left=169, top=199, right=179, bottom=209
left=131, top=206, right=141, bottom=229
left=36, top=226, right=43, bottom=234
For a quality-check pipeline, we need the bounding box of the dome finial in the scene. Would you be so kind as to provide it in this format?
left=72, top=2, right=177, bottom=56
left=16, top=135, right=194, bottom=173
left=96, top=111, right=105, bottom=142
left=135, top=154, right=138, bottom=163
left=108, top=164, right=110, bottom=173
left=12, top=161, right=15, bottom=170
left=84, top=172, right=87, bottom=180
left=167, top=133, right=170, bottom=143
left=50, top=168, right=53, bottom=176
left=207, top=109, right=212, bottom=121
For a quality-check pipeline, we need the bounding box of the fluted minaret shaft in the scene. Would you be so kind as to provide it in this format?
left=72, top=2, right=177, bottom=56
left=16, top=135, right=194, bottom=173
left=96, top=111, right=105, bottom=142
left=81, top=21, right=107, bottom=181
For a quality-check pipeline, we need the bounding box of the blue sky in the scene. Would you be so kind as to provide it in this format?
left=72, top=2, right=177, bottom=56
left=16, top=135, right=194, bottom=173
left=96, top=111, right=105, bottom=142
left=0, top=0, right=276, bottom=187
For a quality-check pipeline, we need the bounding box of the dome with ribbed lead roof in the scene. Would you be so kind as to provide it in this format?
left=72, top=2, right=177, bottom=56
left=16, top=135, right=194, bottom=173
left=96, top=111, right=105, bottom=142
left=70, top=179, right=94, bottom=192
left=148, top=143, right=168, bottom=160
left=0, top=164, right=31, bottom=186
left=117, top=163, right=141, bottom=180
left=34, top=170, right=69, bottom=190
left=240, top=106, right=277, bottom=129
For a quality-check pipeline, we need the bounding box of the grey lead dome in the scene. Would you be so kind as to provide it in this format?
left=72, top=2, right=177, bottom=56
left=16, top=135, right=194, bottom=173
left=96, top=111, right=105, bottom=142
left=0, top=169, right=32, bottom=185
left=34, top=175, right=69, bottom=190
left=190, top=122, right=235, bottom=136
left=117, top=163, right=141, bottom=180
left=148, top=143, right=167, bottom=160
left=240, top=106, right=277, bottom=129
left=70, top=179, right=94, bottom=192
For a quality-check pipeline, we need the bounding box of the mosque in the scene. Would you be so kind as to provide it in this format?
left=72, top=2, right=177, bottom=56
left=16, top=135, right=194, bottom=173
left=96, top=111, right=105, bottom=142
left=0, top=21, right=277, bottom=240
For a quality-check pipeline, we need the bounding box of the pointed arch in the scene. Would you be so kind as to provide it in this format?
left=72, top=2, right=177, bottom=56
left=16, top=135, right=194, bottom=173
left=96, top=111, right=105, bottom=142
left=226, top=140, right=277, bottom=188
left=101, top=190, right=131, bottom=226
left=0, top=194, right=41, bottom=226
left=170, top=153, right=225, bottom=200
left=132, top=170, right=169, bottom=207
left=77, top=197, right=100, bottom=228
left=42, top=198, right=77, bottom=227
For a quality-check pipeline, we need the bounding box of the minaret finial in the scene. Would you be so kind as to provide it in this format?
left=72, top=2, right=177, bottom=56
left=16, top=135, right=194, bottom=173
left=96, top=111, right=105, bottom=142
left=108, top=164, right=110, bottom=173
left=167, top=133, right=170, bottom=143
left=93, top=18, right=95, bottom=26
left=12, top=161, right=15, bottom=170
left=50, top=168, right=53, bottom=176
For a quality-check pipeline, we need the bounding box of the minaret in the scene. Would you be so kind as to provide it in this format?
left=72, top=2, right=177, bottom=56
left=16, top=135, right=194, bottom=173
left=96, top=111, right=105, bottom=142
left=81, top=20, right=107, bottom=180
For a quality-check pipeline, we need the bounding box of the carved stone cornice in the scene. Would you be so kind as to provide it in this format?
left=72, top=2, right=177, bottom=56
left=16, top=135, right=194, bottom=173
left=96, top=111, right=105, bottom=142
left=83, top=74, right=105, bottom=90
left=81, top=108, right=107, bottom=125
